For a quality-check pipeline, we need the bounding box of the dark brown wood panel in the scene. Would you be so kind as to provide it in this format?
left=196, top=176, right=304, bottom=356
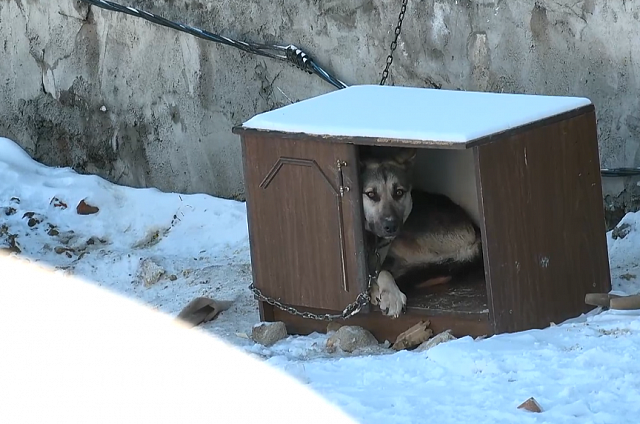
left=475, top=110, right=611, bottom=334
left=241, top=134, right=367, bottom=311
left=266, top=302, right=491, bottom=342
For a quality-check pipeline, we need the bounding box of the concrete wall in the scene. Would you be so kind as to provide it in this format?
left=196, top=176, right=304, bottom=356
left=1, top=0, right=639, bottom=222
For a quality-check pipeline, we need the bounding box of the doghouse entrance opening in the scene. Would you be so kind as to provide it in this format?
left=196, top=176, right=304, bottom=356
left=359, top=145, right=488, bottom=317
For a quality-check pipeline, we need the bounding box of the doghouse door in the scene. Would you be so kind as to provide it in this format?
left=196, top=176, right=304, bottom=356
left=241, top=135, right=367, bottom=311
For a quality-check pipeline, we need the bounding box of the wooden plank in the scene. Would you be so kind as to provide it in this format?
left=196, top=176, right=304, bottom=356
left=272, top=307, right=491, bottom=343
left=258, top=301, right=275, bottom=322
left=475, top=110, right=611, bottom=334
left=240, top=133, right=367, bottom=311
left=232, top=105, right=594, bottom=150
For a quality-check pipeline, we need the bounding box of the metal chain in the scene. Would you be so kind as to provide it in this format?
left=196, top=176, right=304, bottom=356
left=249, top=243, right=382, bottom=321
left=249, top=282, right=372, bottom=321
left=380, top=0, right=408, bottom=86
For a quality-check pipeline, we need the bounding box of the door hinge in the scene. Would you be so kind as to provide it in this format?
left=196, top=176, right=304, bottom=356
left=337, top=159, right=350, bottom=197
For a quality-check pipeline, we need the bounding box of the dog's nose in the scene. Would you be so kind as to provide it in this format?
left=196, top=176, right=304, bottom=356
left=382, top=217, right=398, bottom=234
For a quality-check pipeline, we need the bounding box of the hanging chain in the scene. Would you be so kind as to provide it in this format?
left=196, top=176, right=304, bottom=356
left=249, top=242, right=382, bottom=321
left=380, top=0, right=408, bottom=86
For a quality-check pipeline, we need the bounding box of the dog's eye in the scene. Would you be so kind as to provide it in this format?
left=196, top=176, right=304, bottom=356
left=395, top=189, right=405, bottom=197
left=365, top=191, right=376, bottom=199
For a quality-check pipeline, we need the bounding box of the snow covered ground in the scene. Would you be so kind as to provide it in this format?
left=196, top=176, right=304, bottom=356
left=2, top=136, right=640, bottom=423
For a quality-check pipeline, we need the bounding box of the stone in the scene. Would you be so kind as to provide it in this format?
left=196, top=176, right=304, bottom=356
left=612, top=223, right=632, bottom=240
left=138, top=258, right=165, bottom=288
left=415, top=329, right=457, bottom=352
left=326, top=325, right=378, bottom=353
left=252, top=321, right=288, bottom=347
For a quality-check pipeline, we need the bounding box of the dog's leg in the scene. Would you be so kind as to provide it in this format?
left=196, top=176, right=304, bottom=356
left=370, top=270, right=407, bottom=318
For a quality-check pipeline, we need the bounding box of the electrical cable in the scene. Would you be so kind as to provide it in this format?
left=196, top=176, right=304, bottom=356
left=600, top=168, right=640, bottom=177
left=78, top=0, right=347, bottom=90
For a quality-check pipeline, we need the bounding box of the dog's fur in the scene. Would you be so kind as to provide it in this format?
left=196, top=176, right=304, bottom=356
left=360, top=146, right=483, bottom=317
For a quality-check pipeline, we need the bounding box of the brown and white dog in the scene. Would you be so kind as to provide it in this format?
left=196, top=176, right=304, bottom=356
left=359, top=146, right=483, bottom=317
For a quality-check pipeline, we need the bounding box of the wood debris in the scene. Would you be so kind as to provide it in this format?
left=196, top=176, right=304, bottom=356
left=176, top=297, right=234, bottom=328
left=391, top=320, right=433, bottom=351
left=585, top=292, right=640, bottom=310
left=76, top=199, right=99, bottom=215
left=517, top=397, right=542, bottom=413
left=609, top=294, right=640, bottom=310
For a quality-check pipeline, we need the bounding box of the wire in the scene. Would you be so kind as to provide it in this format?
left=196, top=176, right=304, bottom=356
left=78, top=0, right=347, bottom=90
left=75, top=0, right=640, bottom=176
left=600, top=168, right=640, bottom=177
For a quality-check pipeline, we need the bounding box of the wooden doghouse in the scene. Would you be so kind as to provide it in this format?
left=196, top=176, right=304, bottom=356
left=233, top=85, right=611, bottom=342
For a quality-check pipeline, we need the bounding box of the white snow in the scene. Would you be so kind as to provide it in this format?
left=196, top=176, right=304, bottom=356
left=607, top=211, right=640, bottom=295
left=241, top=85, right=592, bottom=143
left=2, top=136, right=640, bottom=423
left=0, top=255, right=358, bottom=424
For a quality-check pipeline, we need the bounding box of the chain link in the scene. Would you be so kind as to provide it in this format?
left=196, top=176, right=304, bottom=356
left=249, top=282, right=372, bottom=321
left=249, top=242, right=382, bottom=321
left=380, top=0, right=408, bottom=86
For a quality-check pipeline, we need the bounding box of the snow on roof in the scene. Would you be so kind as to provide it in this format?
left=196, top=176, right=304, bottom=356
left=241, top=85, right=592, bottom=143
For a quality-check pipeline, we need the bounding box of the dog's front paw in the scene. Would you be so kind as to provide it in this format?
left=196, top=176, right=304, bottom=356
left=379, top=287, right=407, bottom=318
left=371, top=270, right=406, bottom=318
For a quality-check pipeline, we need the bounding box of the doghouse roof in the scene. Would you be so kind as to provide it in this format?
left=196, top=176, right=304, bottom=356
left=235, top=85, right=593, bottom=149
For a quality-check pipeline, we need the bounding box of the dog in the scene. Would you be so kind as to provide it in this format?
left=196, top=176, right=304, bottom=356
left=359, top=146, right=483, bottom=318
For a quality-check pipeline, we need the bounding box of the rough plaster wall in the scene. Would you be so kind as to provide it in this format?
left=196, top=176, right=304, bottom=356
left=1, top=0, right=640, bottom=215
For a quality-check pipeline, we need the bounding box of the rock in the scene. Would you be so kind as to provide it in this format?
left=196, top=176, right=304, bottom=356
left=47, top=225, right=59, bottom=236
left=517, top=397, right=543, bottom=413
left=326, top=325, right=378, bottom=353
left=76, top=199, right=99, bottom=215
left=138, top=258, right=165, bottom=287
left=415, top=329, right=457, bottom=352
left=252, top=321, right=288, bottom=347
left=54, top=246, right=74, bottom=255
left=5, top=234, right=21, bottom=254
left=22, top=212, right=44, bottom=228
left=326, top=322, right=343, bottom=333
left=612, top=222, right=631, bottom=240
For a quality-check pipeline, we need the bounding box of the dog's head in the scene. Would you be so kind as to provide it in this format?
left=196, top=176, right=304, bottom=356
left=359, top=147, right=417, bottom=239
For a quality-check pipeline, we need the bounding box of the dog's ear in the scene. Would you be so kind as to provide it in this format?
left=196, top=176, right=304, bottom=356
left=394, top=148, right=417, bottom=167
left=358, top=146, right=375, bottom=169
